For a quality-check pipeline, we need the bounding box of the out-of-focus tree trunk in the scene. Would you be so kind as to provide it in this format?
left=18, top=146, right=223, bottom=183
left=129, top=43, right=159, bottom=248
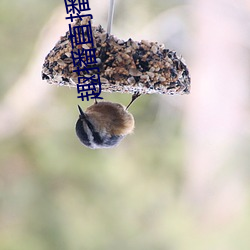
left=184, top=0, right=250, bottom=225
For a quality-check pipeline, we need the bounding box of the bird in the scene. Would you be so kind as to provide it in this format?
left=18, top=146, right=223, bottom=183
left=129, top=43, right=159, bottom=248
left=75, top=92, right=140, bottom=149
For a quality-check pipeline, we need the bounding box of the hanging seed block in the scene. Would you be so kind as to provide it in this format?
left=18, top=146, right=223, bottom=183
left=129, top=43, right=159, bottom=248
left=42, top=17, right=190, bottom=95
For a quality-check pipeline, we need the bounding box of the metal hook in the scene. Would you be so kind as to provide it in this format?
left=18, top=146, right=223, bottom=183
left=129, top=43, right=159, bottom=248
left=107, top=0, right=115, bottom=35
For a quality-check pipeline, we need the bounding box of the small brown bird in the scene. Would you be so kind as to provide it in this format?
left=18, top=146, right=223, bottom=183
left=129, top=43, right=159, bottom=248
left=75, top=93, right=140, bottom=149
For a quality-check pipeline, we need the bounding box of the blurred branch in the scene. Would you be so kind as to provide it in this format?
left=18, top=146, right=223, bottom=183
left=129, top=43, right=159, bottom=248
left=0, top=7, right=70, bottom=139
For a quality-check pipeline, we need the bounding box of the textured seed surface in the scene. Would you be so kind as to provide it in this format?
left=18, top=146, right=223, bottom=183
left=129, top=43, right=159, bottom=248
left=42, top=17, right=191, bottom=95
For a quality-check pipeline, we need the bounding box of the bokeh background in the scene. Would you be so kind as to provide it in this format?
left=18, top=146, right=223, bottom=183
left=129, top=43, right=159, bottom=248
left=1, top=0, right=250, bottom=249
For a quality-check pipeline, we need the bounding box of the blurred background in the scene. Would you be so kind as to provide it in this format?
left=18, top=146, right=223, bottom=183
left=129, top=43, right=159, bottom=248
left=1, top=0, right=250, bottom=249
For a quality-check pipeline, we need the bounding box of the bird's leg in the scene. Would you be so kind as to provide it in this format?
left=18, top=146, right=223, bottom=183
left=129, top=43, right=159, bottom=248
left=126, top=91, right=141, bottom=110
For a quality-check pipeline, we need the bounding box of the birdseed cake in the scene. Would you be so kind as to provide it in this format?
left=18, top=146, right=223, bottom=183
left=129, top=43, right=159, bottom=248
left=42, top=16, right=190, bottom=95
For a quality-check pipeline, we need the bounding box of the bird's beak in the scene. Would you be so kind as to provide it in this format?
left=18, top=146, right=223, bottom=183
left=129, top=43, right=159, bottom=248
left=77, top=105, right=86, bottom=119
